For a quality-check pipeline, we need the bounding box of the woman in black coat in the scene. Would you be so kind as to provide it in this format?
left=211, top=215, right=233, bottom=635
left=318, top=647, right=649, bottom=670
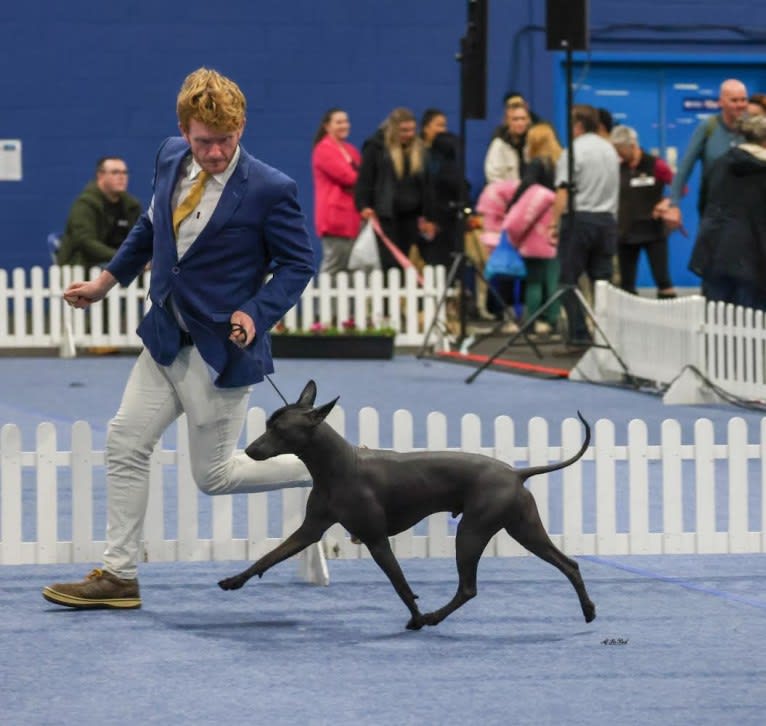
left=690, top=114, right=766, bottom=311
left=355, top=107, right=434, bottom=271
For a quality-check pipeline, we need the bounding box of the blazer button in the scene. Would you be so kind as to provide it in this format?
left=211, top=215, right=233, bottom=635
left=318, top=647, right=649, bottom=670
left=172, top=266, right=180, bottom=274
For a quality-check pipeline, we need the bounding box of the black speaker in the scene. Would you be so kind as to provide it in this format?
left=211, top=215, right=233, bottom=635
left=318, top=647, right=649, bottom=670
left=460, top=0, right=487, bottom=120
left=546, top=0, right=589, bottom=51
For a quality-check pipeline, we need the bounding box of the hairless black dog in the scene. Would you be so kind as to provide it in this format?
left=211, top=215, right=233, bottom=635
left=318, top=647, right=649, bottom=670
left=219, top=380, right=596, bottom=630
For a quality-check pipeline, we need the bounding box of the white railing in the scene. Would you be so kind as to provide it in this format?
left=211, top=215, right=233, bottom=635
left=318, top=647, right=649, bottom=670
left=573, top=282, right=766, bottom=403
left=0, top=265, right=450, bottom=351
left=2, top=408, right=764, bottom=566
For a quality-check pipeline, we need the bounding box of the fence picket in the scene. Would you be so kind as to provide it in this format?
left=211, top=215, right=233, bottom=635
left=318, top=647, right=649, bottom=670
left=1, top=424, right=23, bottom=564
left=628, top=419, right=651, bottom=554
left=694, top=419, right=718, bottom=553
left=562, top=416, right=588, bottom=554
left=762, top=418, right=766, bottom=554
left=35, top=423, right=58, bottom=563
left=391, top=409, right=415, bottom=558
left=494, top=416, right=526, bottom=556
left=595, top=419, right=618, bottom=554
left=661, top=419, right=683, bottom=554
left=727, top=417, right=749, bottom=553
left=71, top=421, right=96, bottom=562
left=426, top=412, right=452, bottom=558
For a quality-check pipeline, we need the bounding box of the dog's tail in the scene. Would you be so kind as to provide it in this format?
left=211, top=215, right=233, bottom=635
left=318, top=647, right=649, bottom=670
left=519, top=411, right=591, bottom=482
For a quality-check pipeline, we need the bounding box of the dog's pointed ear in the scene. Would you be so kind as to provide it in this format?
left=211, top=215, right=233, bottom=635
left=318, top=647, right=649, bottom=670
left=297, top=380, right=317, bottom=407
left=309, top=396, right=339, bottom=425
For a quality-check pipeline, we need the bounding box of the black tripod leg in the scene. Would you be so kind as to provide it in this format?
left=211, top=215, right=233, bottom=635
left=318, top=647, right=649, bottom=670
left=465, top=286, right=573, bottom=384
left=416, top=253, right=463, bottom=358
left=571, top=287, right=637, bottom=385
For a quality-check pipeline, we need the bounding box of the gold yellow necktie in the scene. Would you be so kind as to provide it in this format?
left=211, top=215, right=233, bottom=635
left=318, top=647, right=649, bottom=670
left=172, top=171, right=211, bottom=236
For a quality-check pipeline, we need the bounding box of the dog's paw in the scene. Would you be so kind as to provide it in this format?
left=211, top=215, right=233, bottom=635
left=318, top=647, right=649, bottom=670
left=583, top=601, right=596, bottom=623
left=405, top=614, right=425, bottom=631
left=218, top=576, right=245, bottom=591
left=420, top=611, right=441, bottom=627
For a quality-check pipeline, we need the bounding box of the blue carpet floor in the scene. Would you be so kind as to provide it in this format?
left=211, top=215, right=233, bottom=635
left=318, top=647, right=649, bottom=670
left=2, top=555, right=765, bottom=725
left=1, top=354, right=765, bottom=724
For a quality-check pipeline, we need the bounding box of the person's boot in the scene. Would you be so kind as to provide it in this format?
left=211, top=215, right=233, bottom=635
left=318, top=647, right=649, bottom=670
left=42, top=568, right=141, bottom=609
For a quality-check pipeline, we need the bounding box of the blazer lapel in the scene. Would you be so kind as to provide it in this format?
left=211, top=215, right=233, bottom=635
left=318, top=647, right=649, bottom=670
left=158, top=142, right=192, bottom=257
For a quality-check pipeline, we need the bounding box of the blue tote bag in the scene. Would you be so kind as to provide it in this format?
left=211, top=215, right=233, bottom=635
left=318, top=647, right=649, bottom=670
left=484, top=230, right=527, bottom=280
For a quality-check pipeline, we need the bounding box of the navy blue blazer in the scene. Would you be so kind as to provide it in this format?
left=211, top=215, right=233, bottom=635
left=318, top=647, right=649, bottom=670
left=106, top=137, right=315, bottom=388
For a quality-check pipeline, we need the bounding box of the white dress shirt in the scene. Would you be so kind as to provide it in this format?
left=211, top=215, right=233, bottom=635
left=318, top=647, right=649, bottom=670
left=146, top=144, right=241, bottom=258
left=146, top=146, right=242, bottom=331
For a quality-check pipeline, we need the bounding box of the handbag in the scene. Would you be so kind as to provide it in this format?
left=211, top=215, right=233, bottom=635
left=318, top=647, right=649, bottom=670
left=347, top=221, right=381, bottom=272
left=483, top=230, right=527, bottom=280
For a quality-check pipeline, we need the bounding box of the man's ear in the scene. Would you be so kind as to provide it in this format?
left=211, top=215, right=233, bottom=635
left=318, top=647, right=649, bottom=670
left=297, top=380, right=317, bottom=407
left=309, top=397, right=339, bottom=425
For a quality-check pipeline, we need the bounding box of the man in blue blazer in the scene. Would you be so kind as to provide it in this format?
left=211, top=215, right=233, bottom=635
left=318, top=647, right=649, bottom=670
left=43, top=68, right=318, bottom=609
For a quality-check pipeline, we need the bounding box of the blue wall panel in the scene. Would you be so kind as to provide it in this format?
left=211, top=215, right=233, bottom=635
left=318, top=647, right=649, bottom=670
left=0, top=0, right=763, bottom=271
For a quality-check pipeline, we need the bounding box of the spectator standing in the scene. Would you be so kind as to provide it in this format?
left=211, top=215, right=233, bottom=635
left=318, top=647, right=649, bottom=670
left=355, top=107, right=434, bottom=271
left=505, top=122, right=562, bottom=335
left=663, top=79, right=748, bottom=229
left=689, top=114, right=766, bottom=311
left=57, top=157, right=141, bottom=269
left=610, top=125, right=677, bottom=298
left=421, top=108, right=462, bottom=268
left=311, top=108, right=361, bottom=276
left=550, top=104, right=620, bottom=348
left=42, top=67, right=316, bottom=609
left=483, top=97, right=531, bottom=184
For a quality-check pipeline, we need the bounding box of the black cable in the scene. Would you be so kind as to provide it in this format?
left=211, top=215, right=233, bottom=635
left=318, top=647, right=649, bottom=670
left=663, top=365, right=766, bottom=412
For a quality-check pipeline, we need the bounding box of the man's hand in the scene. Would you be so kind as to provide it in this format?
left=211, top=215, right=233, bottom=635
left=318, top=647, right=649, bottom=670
left=63, top=271, right=117, bottom=309
left=360, top=207, right=376, bottom=221
left=229, top=311, right=255, bottom=348
left=654, top=199, right=683, bottom=231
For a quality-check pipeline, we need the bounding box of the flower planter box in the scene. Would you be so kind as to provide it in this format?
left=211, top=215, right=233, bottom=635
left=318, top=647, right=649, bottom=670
left=270, top=334, right=395, bottom=360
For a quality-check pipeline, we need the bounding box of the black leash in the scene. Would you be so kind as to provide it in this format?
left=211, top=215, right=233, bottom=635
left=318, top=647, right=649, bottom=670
left=266, top=374, right=289, bottom=406
left=230, top=322, right=289, bottom=406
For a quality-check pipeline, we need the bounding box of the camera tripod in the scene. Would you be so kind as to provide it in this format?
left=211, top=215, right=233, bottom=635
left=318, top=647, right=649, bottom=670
left=464, top=283, right=634, bottom=384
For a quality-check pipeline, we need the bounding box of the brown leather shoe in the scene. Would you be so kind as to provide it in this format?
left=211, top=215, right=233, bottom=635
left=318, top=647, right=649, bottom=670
left=42, top=568, right=141, bottom=609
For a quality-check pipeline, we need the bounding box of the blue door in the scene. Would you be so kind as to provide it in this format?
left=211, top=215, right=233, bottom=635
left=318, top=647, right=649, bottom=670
left=557, top=55, right=765, bottom=288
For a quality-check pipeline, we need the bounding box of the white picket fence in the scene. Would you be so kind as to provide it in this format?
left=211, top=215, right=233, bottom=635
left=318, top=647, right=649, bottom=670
left=574, top=282, right=766, bottom=404
left=0, top=265, right=450, bottom=351
left=1, top=408, right=764, bottom=567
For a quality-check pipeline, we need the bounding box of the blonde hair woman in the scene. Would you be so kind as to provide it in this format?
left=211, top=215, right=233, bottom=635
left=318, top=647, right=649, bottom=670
left=506, top=122, right=563, bottom=335
left=355, top=107, right=434, bottom=270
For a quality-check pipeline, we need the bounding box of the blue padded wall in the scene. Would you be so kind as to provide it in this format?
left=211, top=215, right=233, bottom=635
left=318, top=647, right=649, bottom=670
left=0, top=0, right=761, bottom=270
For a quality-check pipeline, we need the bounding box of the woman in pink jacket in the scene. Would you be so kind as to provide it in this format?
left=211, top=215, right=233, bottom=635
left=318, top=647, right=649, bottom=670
left=504, top=123, right=563, bottom=336
left=311, top=108, right=362, bottom=275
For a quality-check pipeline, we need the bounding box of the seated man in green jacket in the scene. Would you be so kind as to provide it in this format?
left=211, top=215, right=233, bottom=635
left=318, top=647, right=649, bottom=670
left=57, top=157, right=141, bottom=268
